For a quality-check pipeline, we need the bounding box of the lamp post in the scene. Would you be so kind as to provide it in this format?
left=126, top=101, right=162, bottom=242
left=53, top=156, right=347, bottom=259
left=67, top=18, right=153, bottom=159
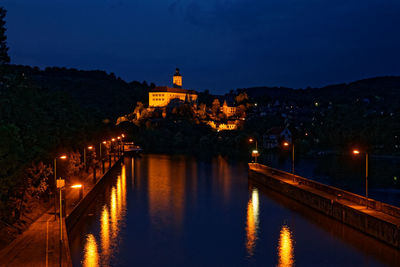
left=352, top=149, right=369, bottom=208
left=117, top=136, right=121, bottom=157
left=87, top=146, right=97, bottom=182
left=99, top=142, right=102, bottom=160
left=283, top=141, right=295, bottom=175
left=249, top=138, right=259, bottom=163
left=56, top=177, right=65, bottom=266
left=71, top=184, right=84, bottom=201
left=102, top=141, right=107, bottom=173
left=121, top=134, right=125, bottom=153
left=86, top=146, right=93, bottom=172
left=111, top=138, right=116, bottom=162
left=53, top=155, right=67, bottom=219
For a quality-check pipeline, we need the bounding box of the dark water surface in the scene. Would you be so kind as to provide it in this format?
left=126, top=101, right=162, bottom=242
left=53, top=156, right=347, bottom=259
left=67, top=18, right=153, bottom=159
left=69, top=154, right=400, bottom=266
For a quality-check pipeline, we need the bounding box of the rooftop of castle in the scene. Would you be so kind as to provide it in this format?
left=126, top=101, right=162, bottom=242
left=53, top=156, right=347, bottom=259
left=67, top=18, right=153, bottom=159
left=150, top=86, right=197, bottom=95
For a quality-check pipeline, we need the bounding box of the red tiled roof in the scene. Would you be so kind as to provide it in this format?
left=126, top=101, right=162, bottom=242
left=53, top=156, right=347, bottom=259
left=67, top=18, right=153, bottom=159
left=151, top=86, right=197, bottom=95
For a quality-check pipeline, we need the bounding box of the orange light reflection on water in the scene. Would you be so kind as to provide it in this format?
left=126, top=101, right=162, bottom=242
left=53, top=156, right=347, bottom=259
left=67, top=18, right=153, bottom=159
left=278, top=225, right=295, bottom=267
left=83, top=234, right=99, bottom=267
left=83, top=165, right=127, bottom=266
left=100, top=205, right=110, bottom=262
left=148, top=156, right=185, bottom=227
left=246, top=188, right=259, bottom=256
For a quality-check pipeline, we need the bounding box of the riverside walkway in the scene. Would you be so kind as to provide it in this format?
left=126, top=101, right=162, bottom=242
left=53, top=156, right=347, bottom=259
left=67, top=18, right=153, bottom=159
left=249, top=163, right=400, bottom=248
left=0, top=157, right=120, bottom=267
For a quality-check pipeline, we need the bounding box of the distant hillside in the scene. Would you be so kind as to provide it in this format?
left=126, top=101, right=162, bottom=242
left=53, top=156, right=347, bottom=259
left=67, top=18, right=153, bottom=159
left=240, top=76, right=400, bottom=108
left=5, top=65, right=150, bottom=120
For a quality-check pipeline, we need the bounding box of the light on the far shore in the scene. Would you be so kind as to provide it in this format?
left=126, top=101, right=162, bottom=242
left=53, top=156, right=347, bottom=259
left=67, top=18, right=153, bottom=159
left=88, top=146, right=93, bottom=150
left=111, top=138, right=115, bottom=142
left=353, top=149, right=360, bottom=155
left=283, top=142, right=290, bottom=147
left=71, top=184, right=83, bottom=188
left=121, top=134, right=125, bottom=138
left=59, top=155, right=67, bottom=159
left=102, top=141, right=107, bottom=145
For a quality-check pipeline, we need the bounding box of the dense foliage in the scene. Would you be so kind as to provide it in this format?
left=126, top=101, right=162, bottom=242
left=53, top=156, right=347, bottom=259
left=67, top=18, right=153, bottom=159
left=0, top=7, right=9, bottom=64
left=241, top=77, right=400, bottom=153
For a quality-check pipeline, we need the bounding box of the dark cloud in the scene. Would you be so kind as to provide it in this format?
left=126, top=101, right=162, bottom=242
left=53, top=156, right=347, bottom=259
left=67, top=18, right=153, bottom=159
left=2, top=0, right=400, bottom=93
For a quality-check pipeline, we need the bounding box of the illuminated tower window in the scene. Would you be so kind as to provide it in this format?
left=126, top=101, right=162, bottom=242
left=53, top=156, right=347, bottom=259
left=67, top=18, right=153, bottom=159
left=173, top=68, right=182, bottom=88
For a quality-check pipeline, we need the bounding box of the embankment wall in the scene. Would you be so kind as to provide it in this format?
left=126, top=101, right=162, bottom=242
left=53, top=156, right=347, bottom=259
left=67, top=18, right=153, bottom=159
left=249, top=163, right=400, bottom=248
left=66, top=157, right=123, bottom=233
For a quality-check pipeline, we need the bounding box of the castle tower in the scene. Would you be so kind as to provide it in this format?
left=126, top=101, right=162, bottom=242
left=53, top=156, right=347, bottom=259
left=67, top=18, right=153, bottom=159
left=173, top=68, right=182, bottom=88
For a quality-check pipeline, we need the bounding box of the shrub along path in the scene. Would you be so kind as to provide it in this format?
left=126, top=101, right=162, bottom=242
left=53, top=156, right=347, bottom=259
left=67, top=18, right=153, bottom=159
left=0, top=157, right=119, bottom=267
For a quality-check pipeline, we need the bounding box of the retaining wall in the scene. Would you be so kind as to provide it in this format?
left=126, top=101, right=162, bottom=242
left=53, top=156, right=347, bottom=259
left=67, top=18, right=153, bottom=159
left=66, top=157, right=123, bottom=233
left=249, top=163, right=400, bottom=248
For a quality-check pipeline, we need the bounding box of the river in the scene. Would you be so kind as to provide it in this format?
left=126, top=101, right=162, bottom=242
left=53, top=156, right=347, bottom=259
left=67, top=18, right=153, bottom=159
left=69, top=154, right=400, bottom=266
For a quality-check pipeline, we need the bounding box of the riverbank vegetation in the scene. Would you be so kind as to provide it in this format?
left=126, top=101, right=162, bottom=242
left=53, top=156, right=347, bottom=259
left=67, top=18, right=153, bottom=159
left=0, top=7, right=148, bottom=229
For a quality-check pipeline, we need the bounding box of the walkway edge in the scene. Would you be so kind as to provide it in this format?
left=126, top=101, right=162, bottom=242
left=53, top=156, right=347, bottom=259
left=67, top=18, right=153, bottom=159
left=249, top=163, right=400, bottom=248
left=66, top=157, right=123, bottom=233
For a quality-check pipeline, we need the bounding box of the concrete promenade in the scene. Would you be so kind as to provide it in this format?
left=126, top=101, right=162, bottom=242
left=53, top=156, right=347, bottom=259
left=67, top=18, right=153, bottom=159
left=0, top=156, right=120, bottom=266
left=249, top=163, right=400, bottom=248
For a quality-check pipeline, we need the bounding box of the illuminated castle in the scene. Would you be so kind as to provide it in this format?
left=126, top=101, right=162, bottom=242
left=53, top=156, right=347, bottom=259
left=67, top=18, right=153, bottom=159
left=149, top=68, right=198, bottom=107
left=173, top=68, right=182, bottom=88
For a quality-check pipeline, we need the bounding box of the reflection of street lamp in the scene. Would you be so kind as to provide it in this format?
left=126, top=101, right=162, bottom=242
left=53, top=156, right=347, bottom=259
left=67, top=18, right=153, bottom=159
left=249, top=138, right=259, bottom=163
left=53, top=155, right=67, bottom=219
left=352, top=149, right=369, bottom=208
left=283, top=141, right=295, bottom=175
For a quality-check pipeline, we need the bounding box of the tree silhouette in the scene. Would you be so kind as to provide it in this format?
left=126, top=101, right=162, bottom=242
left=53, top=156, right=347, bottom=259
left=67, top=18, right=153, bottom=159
left=0, top=7, right=10, bottom=64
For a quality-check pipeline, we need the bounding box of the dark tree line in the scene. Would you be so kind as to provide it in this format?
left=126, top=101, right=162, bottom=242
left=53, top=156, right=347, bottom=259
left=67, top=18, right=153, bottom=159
left=0, top=7, right=9, bottom=64
left=0, top=8, right=149, bottom=223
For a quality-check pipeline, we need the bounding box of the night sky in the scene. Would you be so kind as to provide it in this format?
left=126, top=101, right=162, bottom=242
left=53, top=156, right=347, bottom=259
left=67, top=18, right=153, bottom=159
left=3, top=0, right=400, bottom=93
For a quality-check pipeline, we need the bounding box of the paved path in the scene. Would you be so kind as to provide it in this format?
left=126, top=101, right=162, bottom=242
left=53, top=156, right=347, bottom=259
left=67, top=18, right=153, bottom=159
left=0, top=157, right=120, bottom=266
left=0, top=212, right=70, bottom=267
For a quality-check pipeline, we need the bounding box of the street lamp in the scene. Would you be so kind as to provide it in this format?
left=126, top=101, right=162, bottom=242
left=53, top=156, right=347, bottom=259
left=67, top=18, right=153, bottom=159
left=117, top=136, right=121, bottom=157
left=352, top=149, right=369, bottom=208
left=249, top=138, right=259, bottom=163
left=56, top=176, right=65, bottom=266
left=100, top=141, right=107, bottom=160
left=53, top=155, right=67, bottom=219
left=83, top=146, right=93, bottom=169
left=71, top=184, right=84, bottom=200
left=121, top=134, right=125, bottom=153
left=283, top=141, right=295, bottom=175
left=84, top=146, right=94, bottom=172
left=101, top=141, right=107, bottom=173
left=111, top=138, right=116, bottom=161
